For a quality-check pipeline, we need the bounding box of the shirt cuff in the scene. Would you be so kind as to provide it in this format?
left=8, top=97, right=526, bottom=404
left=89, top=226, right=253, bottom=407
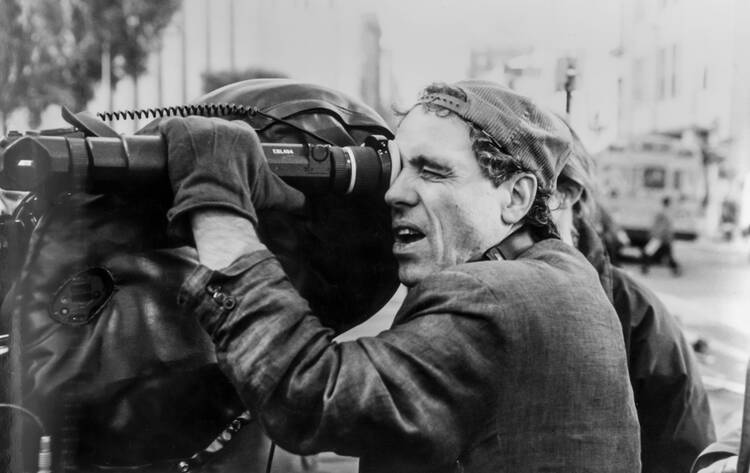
left=177, top=249, right=276, bottom=331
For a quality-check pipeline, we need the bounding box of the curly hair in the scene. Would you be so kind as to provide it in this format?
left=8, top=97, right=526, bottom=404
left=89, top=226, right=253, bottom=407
left=401, top=82, right=559, bottom=240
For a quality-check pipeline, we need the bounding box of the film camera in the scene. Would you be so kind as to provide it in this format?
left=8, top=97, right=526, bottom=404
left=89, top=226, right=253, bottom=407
left=0, top=79, right=401, bottom=473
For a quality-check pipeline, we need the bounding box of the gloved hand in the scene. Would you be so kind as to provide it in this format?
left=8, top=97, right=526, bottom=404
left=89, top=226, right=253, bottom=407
left=159, top=116, right=305, bottom=239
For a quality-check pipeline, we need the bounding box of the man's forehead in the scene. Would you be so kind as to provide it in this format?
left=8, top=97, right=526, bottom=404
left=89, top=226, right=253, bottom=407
left=394, top=110, right=477, bottom=173
left=396, top=106, right=470, bottom=140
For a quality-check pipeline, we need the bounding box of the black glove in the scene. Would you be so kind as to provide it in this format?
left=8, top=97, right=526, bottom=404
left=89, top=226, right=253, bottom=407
left=159, top=116, right=305, bottom=239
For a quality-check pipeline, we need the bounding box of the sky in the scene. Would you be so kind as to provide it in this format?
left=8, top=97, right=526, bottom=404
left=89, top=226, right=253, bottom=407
left=374, top=0, right=622, bottom=102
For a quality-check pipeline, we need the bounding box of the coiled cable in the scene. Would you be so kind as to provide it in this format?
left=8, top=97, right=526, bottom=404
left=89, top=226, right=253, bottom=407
left=96, top=103, right=256, bottom=121
left=97, top=103, right=335, bottom=145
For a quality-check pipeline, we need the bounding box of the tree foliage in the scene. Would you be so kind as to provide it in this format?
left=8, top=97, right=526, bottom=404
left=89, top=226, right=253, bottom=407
left=0, top=0, right=41, bottom=129
left=0, top=0, right=77, bottom=129
left=0, top=0, right=182, bottom=131
left=72, top=0, right=182, bottom=104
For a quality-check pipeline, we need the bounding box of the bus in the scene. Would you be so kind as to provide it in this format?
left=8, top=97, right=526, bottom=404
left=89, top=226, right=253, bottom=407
left=596, top=136, right=706, bottom=246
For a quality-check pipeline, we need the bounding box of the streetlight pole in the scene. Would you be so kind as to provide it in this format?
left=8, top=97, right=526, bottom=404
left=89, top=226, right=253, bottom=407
left=564, top=64, right=577, bottom=117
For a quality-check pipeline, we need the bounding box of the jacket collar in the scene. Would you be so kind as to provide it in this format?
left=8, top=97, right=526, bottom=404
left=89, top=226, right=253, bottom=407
left=574, top=215, right=614, bottom=302
left=482, top=227, right=537, bottom=261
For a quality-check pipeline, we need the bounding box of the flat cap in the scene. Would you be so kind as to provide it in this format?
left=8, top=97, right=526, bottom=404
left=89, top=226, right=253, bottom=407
left=418, top=80, right=573, bottom=189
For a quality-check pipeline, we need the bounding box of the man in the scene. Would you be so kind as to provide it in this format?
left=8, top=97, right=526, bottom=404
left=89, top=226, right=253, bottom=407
left=642, top=196, right=682, bottom=276
left=550, top=122, right=715, bottom=473
left=160, top=80, right=641, bottom=471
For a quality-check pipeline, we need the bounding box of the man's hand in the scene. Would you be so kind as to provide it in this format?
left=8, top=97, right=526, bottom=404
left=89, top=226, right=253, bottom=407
left=159, top=116, right=305, bottom=239
left=696, top=456, right=737, bottom=473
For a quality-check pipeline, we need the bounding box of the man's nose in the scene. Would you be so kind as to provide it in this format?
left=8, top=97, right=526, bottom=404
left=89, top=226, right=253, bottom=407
left=384, top=170, right=417, bottom=208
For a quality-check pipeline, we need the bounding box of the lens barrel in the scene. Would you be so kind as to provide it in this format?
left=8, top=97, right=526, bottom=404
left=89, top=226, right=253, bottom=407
left=0, top=134, right=400, bottom=196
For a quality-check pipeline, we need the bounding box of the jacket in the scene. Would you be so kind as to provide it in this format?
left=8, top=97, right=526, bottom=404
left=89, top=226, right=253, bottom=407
left=576, top=216, right=715, bottom=473
left=179, top=238, right=641, bottom=473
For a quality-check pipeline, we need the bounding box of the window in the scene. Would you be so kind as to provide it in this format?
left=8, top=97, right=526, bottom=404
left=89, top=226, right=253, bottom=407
left=674, top=170, right=682, bottom=190
left=644, top=166, right=666, bottom=189
left=633, top=58, right=645, bottom=101
left=657, top=48, right=666, bottom=100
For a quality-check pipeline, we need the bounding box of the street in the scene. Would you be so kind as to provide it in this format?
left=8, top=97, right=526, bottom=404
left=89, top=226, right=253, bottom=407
left=622, top=238, right=750, bottom=438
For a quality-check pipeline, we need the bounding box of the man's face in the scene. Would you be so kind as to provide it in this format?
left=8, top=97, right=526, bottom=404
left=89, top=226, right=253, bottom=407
left=385, top=107, right=511, bottom=286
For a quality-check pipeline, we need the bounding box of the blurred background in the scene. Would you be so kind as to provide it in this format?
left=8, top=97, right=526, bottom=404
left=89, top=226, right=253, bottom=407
left=3, top=0, right=750, bottom=246
left=1, top=0, right=749, bottom=470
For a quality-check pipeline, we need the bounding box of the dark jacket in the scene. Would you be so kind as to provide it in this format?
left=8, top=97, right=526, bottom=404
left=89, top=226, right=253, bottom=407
left=179, top=238, right=641, bottom=472
left=576, top=217, right=715, bottom=473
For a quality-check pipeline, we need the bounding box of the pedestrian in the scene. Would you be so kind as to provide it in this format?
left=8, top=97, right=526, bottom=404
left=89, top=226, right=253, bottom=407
left=159, top=80, right=641, bottom=471
left=550, top=121, right=715, bottom=473
left=642, top=196, right=682, bottom=275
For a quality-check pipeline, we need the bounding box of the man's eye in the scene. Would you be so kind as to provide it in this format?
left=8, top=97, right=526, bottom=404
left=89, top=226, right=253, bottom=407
left=419, top=167, right=444, bottom=179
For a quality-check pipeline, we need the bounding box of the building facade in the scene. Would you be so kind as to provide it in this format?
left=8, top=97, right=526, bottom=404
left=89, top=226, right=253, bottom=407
left=616, top=0, right=750, bottom=233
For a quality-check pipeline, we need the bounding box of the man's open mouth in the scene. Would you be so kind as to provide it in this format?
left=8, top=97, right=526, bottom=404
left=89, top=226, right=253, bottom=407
left=393, top=226, right=425, bottom=245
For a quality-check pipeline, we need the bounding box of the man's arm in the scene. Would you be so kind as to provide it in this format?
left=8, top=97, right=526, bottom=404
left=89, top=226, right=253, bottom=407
left=177, top=239, right=503, bottom=466
left=190, top=210, right=262, bottom=270
left=161, top=115, right=497, bottom=466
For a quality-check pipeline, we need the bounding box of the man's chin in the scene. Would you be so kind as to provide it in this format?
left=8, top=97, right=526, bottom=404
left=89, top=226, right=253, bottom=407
left=397, top=261, right=434, bottom=288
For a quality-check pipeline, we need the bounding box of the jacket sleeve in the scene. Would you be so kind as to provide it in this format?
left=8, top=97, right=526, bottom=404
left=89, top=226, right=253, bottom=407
left=612, top=268, right=716, bottom=473
left=177, top=249, right=503, bottom=467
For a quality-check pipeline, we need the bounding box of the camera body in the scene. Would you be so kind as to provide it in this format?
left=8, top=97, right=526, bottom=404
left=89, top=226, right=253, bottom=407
left=2, top=80, right=401, bottom=472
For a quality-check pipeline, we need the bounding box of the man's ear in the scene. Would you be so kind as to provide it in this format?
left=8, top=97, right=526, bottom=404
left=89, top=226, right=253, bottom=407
left=554, top=179, right=584, bottom=210
left=500, top=173, right=537, bottom=225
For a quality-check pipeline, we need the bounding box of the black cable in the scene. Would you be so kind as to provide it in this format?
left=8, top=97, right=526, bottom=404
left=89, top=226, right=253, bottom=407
left=265, top=442, right=276, bottom=473
left=0, top=403, right=46, bottom=435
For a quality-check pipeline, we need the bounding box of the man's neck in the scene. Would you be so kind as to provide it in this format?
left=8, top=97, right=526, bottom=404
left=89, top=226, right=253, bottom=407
left=483, top=227, right=536, bottom=261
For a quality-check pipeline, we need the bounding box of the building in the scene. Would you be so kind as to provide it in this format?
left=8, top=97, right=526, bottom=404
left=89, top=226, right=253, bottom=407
left=616, top=0, right=750, bottom=234
left=467, top=44, right=622, bottom=154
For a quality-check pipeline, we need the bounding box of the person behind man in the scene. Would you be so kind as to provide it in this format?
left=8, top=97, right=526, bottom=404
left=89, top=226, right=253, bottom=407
left=159, top=80, right=640, bottom=471
left=550, top=121, right=715, bottom=473
left=642, top=196, right=682, bottom=275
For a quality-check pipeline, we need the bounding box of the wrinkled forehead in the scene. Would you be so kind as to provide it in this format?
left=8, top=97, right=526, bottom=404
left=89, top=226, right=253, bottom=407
left=395, top=107, right=472, bottom=151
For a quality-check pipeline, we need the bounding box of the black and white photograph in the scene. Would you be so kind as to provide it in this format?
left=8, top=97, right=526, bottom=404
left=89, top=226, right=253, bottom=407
left=1, top=0, right=749, bottom=472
